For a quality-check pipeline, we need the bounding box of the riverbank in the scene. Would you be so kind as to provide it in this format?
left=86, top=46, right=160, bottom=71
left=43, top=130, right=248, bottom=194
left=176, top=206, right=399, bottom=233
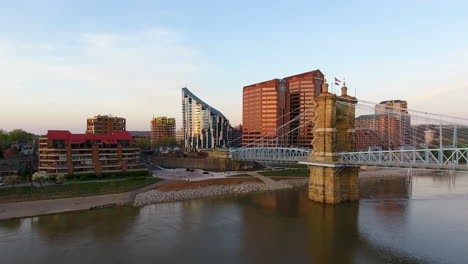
left=0, top=180, right=170, bottom=221
left=134, top=178, right=308, bottom=206
left=134, top=168, right=438, bottom=206
left=0, top=168, right=440, bottom=221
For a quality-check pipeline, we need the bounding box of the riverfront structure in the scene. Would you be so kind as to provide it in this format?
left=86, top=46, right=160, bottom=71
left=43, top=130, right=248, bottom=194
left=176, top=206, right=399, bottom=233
left=150, top=117, right=176, bottom=146
left=38, top=130, right=146, bottom=175
left=86, top=115, right=126, bottom=134
left=242, top=70, right=324, bottom=147
left=182, top=87, right=231, bottom=150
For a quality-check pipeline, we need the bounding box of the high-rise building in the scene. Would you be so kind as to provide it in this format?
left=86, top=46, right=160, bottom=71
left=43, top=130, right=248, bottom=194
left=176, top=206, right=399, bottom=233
left=230, top=124, right=243, bottom=148
left=38, top=130, right=146, bottom=175
left=175, top=129, right=185, bottom=146
left=355, top=114, right=402, bottom=150
left=242, top=70, right=324, bottom=147
left=243, top=79, right=290, bottom=146
left=375, top=100, right=411, bottom=146
left=375, top=100, right=408, bottom=115
left=86, top=115, right=126, bottom=134
left=182, top=87, right=231, bottom=150
left=284, top=70, right=324, bottom=147
left=150, top=117, right=176, bottom=146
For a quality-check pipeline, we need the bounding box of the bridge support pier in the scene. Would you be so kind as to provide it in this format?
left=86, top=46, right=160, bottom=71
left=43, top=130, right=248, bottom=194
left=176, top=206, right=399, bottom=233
left=306, top=80, right=359, bottom=204
left=308, top=166, right=359, bottom=204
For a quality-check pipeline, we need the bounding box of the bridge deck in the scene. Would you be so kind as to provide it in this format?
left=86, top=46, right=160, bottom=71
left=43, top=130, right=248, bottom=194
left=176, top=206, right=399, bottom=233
left=230, top=147, right=468, bottom=171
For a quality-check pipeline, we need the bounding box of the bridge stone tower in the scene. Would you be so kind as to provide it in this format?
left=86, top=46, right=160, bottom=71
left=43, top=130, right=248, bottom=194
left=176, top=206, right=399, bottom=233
left=307, top=80, right=359, bottom=204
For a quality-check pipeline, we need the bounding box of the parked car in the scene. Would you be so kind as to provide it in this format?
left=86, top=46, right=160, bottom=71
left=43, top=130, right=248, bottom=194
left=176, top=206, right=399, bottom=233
left=0, top=182, right=4, bottom=186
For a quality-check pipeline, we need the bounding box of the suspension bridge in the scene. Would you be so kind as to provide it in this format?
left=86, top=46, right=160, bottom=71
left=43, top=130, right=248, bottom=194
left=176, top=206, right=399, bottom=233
left=230, top=85, right=468, bottom=171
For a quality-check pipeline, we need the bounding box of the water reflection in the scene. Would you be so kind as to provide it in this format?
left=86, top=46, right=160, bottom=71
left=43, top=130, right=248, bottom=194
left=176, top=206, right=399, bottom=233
left=31, top=206, right=141, bottom=241
left=0, top=173, right=467, bottom=264
left=360, top=176, right=412, bottom=199
left=0, top=218, right=21, bottom=231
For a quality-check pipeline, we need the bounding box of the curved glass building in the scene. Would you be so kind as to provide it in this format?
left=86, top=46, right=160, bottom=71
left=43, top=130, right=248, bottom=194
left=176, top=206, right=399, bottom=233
left=182, top=87, right=231, bottom=150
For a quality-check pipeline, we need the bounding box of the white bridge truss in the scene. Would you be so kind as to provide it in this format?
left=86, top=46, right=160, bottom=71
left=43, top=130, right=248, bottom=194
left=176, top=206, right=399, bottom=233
left=231, top=147, right=468, bottom=170
left=230, top=147, right=311, bottom=163
left=339, top=148, right=468, bottom=170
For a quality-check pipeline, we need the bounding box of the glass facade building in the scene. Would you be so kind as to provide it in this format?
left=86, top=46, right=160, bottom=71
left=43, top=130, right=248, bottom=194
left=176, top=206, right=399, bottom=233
left=182, top=87, right=231, bottom=150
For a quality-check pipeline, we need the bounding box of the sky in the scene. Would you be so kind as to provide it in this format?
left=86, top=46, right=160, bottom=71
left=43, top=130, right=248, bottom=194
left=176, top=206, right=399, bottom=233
left=1, top=0, right=468, bottom=134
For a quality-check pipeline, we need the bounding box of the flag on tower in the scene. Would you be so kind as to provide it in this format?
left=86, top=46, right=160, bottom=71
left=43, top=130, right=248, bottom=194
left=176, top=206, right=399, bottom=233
left=335, top=77, right=341, bottom=85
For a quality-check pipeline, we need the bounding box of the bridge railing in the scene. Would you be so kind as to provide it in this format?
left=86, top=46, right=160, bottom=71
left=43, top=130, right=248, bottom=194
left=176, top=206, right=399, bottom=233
left=230, top=147, right=311, bottom=162
left=339, top=147, right=468, bottom=170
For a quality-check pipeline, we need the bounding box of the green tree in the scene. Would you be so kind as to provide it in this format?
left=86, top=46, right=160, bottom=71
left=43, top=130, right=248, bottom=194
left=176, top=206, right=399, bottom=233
left=0, top=129, right=8, bottom=143
left=135, top=137, right=151, bottom=149
left=153, top=137, right=178, bottom=148
left=458, top=140, right=468, bottom=148
left=8, top=129, right=34, bottom=144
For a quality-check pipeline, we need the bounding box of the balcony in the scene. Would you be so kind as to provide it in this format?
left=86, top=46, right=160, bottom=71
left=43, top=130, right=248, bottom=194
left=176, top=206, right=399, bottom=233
left=99, top=152, right=118, bottom=156
left=102, top=164, right=121, bottom=168
left=71, top=153, right=93, bottom=157
left=99, top=157, right=118, bottom=161
left=74, top=164, right=94, bottom=169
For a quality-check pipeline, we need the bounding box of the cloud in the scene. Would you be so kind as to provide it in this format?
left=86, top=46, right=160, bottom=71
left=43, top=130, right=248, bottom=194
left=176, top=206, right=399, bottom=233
left=0, top=28, right=202, bottom=134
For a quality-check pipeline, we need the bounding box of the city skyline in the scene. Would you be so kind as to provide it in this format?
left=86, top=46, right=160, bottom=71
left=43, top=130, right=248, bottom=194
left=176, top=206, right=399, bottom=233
left=1, top=0, right=468, bottom=134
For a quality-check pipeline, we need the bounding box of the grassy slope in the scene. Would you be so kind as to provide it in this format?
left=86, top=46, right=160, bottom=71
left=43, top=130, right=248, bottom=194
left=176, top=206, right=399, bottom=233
left=0, top=178, right=160, bottom=204
left=226, top=174, right=253, bottom=177
left=273, top=164, right=308, bottom=169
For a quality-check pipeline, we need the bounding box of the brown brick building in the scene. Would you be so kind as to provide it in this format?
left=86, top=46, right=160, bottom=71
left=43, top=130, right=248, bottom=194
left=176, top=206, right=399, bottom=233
left=242, top=70, right=324, bottom=147
left=39, top=130, right=146, bottom=175
left=86, top=115, right=126, bottom=134
left=355, top=114, right=402, bottom=150
left=376, top=100, right=411, bottom=146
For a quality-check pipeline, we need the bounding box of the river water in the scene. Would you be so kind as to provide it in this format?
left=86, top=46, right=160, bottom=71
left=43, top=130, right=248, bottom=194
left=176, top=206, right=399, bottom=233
left=1, top=173, right=467, bottom=264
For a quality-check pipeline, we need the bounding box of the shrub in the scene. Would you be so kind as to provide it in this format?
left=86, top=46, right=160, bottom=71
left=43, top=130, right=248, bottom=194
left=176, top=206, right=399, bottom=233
left=32, top=171, right=49, bottom=188
left=4, top=175, right=21, bottom=186
left=55, top=174, right=65, bottom=184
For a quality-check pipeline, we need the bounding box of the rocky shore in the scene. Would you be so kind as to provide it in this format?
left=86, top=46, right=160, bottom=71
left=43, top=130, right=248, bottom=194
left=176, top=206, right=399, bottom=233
left=134, top=179, right=309, bottom=206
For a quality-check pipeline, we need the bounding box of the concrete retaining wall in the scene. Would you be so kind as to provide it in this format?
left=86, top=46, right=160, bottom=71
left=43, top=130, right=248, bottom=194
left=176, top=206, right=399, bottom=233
left=151, top=157, right=260, bottom=171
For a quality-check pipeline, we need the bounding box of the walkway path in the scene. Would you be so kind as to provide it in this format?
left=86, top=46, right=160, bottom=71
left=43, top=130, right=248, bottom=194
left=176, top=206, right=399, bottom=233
left=247, top=172, right=292, bottom=190
left=0, top=179, right=171, bottom=221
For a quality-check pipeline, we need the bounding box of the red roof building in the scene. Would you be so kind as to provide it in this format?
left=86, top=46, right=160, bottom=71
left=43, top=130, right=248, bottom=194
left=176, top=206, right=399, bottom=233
left=39, top=130, right=146, bottom=175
